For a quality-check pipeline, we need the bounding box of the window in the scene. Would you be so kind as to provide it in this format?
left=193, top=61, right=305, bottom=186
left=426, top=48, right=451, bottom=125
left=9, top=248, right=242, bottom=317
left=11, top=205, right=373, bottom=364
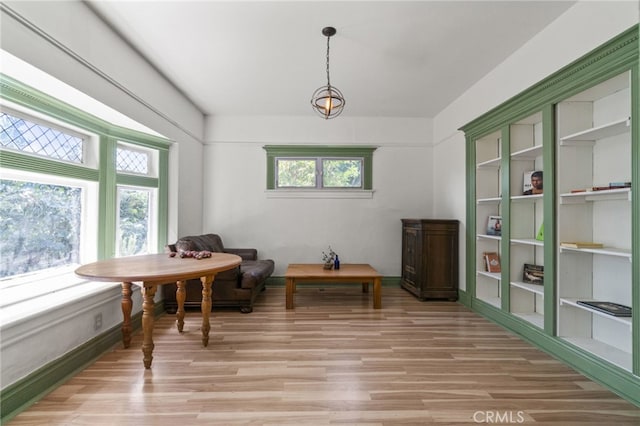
left=0, top=74, right=170, bottom=287
left=264, top=146, right=376, bottom=193
left=116, top=186, right=156, bottom=257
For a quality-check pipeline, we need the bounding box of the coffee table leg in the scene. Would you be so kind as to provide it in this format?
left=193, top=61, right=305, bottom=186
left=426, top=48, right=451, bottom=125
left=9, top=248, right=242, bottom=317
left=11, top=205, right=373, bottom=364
left=121, top=282, right=133, bottom=348
left=141, top=284, right=157, bottom=369
left=286, top=277, right=294, bottom=309
left=176, top=280, right=186, bottom=332
left=201, top=274, right=214, bottom=347
left=373, top=277, right=382, bottom=309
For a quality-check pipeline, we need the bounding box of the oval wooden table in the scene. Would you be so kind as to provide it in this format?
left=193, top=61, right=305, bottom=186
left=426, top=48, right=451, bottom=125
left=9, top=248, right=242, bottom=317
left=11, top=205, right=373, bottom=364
left=75, top=253, right=242, bottom=369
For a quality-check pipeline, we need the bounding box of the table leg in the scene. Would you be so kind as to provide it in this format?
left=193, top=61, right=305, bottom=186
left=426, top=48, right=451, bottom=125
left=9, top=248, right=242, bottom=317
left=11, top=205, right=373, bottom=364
left=286, top=277, right=294, bottom=309
left=362, top=282, right=369, bottom=293
left=121, top=282, right=133, bottom=348
left=176, top=280, right=186, bottom=332
left=373, top=277, right=382, bottom=309
left=141, top=284, right=157, bottom=369
left=201, top=274, right=214, bottom=347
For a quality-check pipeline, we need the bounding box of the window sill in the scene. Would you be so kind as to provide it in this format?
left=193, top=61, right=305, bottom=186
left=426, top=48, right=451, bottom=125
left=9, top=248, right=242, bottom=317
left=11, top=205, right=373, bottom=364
left=265, top=189, right=374, bottom=199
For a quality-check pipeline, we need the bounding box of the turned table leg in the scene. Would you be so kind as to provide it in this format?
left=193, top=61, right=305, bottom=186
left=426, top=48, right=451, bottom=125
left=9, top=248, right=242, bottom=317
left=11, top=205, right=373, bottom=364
left=176, top=280, right=186, bottom=332
left=141, top=284, right=157, bottom=369
left=121, top=282, right=133, bottom=348
left=200, top=274, right=214, bottom=347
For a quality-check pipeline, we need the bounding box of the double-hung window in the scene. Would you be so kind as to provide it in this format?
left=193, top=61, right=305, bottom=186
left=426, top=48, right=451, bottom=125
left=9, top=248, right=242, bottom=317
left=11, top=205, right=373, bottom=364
left=264, top=145, right=376, bottom=195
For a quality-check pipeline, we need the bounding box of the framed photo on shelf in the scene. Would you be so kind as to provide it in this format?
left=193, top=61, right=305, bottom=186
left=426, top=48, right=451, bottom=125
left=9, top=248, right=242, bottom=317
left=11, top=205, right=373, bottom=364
left=486, top=215, right=502, bottom=236
left=523, top=170, right=543, bottom=195
left=522, top=263, right=543, bottom=285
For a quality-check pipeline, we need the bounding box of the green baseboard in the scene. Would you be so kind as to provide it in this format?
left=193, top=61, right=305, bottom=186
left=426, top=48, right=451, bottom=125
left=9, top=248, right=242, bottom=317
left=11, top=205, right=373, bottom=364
left=0, top=301, right=164, bottom=424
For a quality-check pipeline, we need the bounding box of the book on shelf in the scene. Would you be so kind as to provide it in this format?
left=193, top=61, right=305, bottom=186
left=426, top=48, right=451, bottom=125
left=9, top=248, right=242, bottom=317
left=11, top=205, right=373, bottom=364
left=576, top=301, right=632, bottom=317
left=483, top=252, right=501, bottom=273
left=522, top=170, right=543, bottom=195
left=486, top=215, right=502, bottom=236
left=560, top=241, right=604, bottom=249
left=569, top=182, right=630, bottom=193
left=522, top=263, right=543, bottom=285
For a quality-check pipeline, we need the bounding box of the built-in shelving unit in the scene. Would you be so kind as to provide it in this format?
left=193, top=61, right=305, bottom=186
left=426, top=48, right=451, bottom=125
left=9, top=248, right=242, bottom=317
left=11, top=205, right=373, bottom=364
left=556, top=70, right=633, bottom=372
left=462, top=26, right=639, bottom=406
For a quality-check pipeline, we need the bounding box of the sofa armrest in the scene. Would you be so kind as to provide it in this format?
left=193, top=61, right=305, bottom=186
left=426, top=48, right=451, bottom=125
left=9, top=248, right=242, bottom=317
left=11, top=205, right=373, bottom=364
left=224, top=248, right=257, bottom=261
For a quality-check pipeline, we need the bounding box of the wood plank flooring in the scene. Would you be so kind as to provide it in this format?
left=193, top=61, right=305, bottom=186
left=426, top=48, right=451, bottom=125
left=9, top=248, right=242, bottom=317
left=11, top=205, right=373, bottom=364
left=7, top=286, right=640, bottom=425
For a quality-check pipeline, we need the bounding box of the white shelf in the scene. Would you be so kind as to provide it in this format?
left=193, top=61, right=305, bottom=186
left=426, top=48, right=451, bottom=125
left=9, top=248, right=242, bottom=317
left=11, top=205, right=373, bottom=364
left=477, top=157, right=501, bottom=168
left=562, top=337, right=632, bottom=372
left=477, top=271, right=501, bottom=281
left=477, top=234, right=501, bottom=242
left=513, top=312, right=544, bottom=329
left=560, top=188, right=631, bottom=203
left=510, top=238, right=543, bottom=247
left=510, top=281, right=544, bottom=296
left=477, top=196, right=502, bottom=204
left=511, top=194, right=543, bottom=202
left=560, top=117, right=630, bottom=145
left=478, top=296, right=501, bottom=309
left=559, top=245, right=631, bottom=260
left=511, top=145, right=543, bottom=160
left=560, top=298, right=632, bottom=328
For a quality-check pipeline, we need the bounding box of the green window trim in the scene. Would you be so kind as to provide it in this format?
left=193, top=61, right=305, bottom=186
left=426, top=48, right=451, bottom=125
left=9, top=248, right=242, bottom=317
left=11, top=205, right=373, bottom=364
left=263, top=145, right=377, bottom=190
left=0, top=73, right=171, bottom=259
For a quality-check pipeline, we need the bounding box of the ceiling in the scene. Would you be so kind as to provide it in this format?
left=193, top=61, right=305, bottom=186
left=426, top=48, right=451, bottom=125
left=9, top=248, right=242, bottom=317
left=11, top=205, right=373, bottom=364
left=86, top=1, right=575, bottom=119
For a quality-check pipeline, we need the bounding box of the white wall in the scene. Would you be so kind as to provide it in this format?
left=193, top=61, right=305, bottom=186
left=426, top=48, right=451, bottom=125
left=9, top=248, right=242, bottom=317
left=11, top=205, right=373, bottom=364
left=0, top=1, right=206, bottom=390
left=203, top=116, right=433, bottom=276
left=1, top=0, right=206, bottom=238
left=432, top=1, right=639, bottom=291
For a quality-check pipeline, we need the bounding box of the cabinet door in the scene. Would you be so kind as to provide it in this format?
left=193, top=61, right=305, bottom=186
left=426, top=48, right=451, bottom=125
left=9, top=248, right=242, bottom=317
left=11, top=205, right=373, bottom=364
left=424, top=230, right=457, bottom=293
left=402, top=225, right=420, bottom=291
left=556, top=71, right=632, bottom=372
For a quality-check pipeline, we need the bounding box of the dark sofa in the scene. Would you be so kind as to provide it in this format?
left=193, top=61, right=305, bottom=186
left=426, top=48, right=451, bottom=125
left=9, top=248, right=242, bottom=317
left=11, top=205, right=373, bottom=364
left=162, top=234, right=274, bottom=313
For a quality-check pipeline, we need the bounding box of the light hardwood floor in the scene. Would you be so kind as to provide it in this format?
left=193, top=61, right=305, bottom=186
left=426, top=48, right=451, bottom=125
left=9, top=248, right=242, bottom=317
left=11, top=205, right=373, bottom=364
left=8, top=286, right=640, bottom=425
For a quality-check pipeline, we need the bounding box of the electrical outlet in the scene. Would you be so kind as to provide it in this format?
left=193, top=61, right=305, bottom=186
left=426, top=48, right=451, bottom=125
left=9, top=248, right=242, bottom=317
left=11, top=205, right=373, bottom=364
left=93, top=313, right=102, bottom=331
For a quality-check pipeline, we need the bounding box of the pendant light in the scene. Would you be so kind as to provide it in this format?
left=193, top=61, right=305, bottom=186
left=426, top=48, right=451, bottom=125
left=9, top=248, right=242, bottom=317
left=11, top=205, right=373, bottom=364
left=310, top=26, right=345, bottom=119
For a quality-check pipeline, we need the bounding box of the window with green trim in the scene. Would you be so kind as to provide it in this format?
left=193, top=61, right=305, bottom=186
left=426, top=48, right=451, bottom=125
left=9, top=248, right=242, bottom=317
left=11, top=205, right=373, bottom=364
left=0, top=74, right=170, bottom=284
left=264, top=146, right=376, bottom=191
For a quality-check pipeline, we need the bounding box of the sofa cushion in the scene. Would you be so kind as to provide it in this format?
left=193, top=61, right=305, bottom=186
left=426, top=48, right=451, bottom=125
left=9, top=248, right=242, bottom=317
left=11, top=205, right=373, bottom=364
left=176, top=234, right=224, bottom=253
left=239, top=260, right=275, bottom=289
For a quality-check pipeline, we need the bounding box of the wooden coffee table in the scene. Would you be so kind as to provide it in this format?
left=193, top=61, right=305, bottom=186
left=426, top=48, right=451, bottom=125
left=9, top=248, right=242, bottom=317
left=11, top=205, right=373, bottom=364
left=285, top=263, right=382, bottom=309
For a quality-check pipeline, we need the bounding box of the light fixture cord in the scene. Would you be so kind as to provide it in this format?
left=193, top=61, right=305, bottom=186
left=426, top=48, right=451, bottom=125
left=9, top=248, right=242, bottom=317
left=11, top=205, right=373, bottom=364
left=325, top=35, right=331, bottom=87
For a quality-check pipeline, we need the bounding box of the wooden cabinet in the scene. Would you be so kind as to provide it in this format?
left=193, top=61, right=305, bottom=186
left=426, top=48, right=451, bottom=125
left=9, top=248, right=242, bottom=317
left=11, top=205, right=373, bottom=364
left=401, top=219, right=459, bottom=300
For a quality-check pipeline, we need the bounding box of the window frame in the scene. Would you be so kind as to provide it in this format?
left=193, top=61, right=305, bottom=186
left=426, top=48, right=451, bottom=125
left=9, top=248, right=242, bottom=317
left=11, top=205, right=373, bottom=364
left=264, top=145, right=376, bottom=191
left=0, top=73, right=171, bottom=284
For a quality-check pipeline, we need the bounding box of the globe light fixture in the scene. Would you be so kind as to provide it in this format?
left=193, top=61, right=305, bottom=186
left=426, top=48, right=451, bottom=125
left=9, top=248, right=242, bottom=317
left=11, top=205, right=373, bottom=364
left=310, top=26, right=345, bottom=119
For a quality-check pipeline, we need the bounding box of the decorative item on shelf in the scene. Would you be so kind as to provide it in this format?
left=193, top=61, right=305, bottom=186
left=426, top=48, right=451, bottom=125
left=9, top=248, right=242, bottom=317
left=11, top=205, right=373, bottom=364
left=576, top=301, right=632, bottom=317
left=483, top=252, right=501, bottom=273
left=310, top=26, right=345, bottom=119
left=322, top=246, right=336, bottom=270
left=486, top=215, right=502, bottom=236
left=334, top=254, right=340, bottom=270
left=522, top=264, right=543, bottom=285
left=536, top=222, right=544, bottom=241
left=523, top=170, right=543, bottom=195
left=560, top=241, right=604, bottom=249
